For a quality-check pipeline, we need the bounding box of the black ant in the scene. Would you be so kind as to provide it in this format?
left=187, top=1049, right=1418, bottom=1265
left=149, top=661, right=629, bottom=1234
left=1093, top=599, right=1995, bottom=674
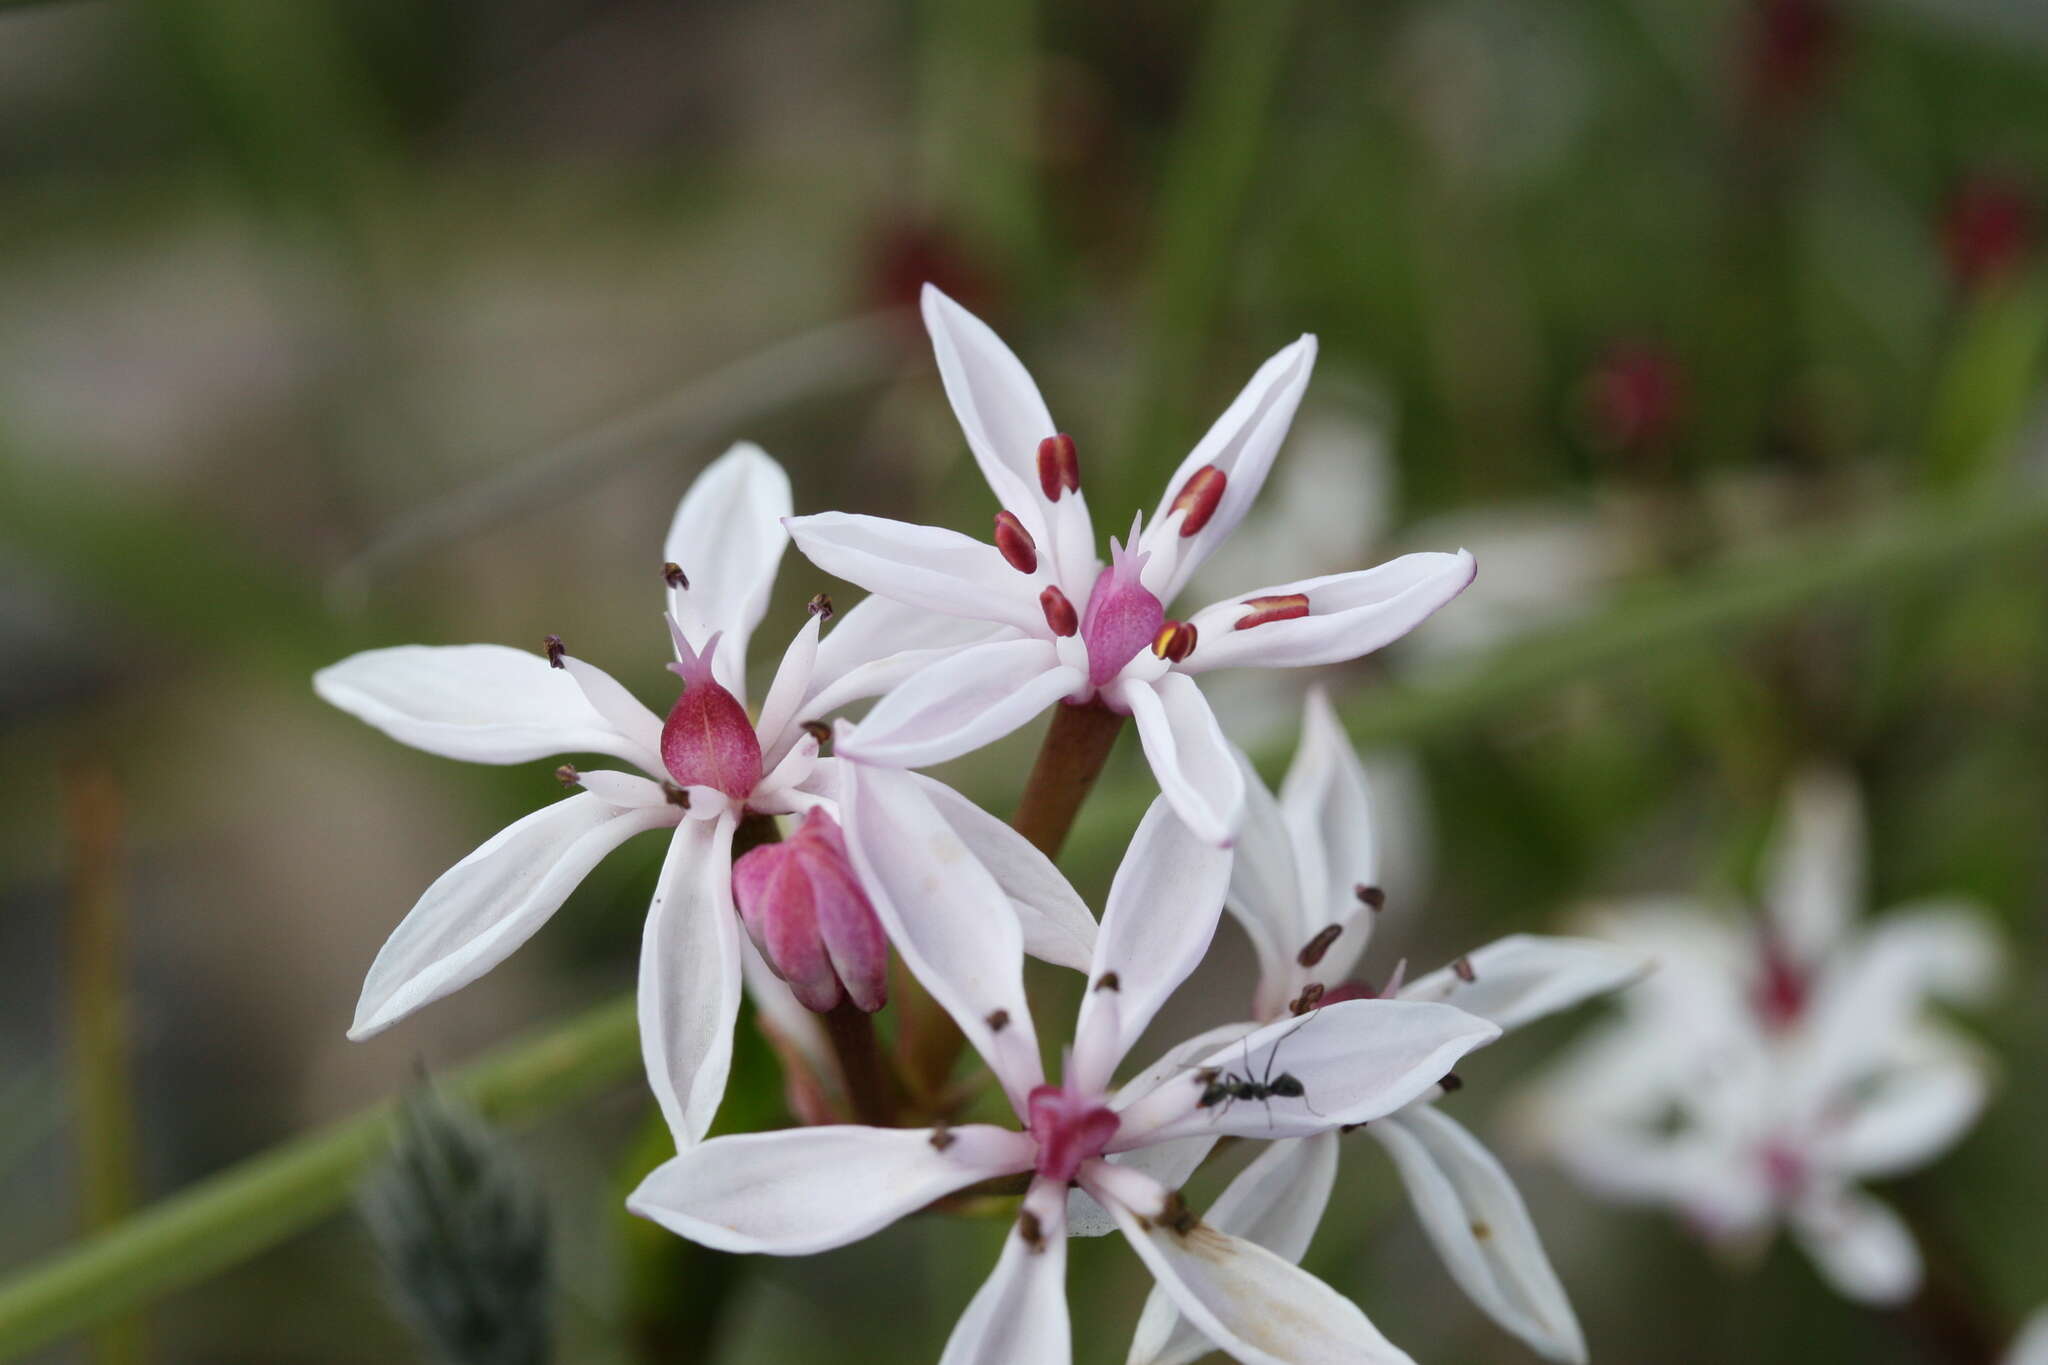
left=1193, top=1016, right=1324, bottom=1125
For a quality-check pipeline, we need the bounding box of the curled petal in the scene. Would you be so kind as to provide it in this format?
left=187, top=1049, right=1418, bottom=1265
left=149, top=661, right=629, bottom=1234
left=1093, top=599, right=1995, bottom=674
left=315, top=644, right=663, bottom=773
left=663, top=443, right=793, bottom=697
left=629, top=1123, right=1035, bottom=1256
left=1277, top=687, right=1380, bottom=977
left=1371, top=1106, right=1586, bottom=1363
left=1179, top=552, right=1478, bottom=674
left=1789, top=1185, right=1922, bottom=1306
left=786, top=511, right=1048, bottom=637
left=350, top=794, right=674, bottom=1039
left=640, top=814, right=742, bottom=1146
left=1121, top=673, right=1245, bottom=846
left=1763, top=768, right=1865, bottom=968
left=940, top=1178, right=1073, bottom=1365
left=838, top=637, right=1080, bottom=770
left=803, top=593, right=1013, bottom=722
left=1399, top=934, right=1650, bottom=1033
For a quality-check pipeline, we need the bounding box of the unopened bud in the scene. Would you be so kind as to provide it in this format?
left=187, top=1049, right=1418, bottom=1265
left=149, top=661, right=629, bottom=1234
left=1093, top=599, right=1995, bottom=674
left=1168, top=465, right=1227, bottom=537
left=731, top=808, right=888, bottom=1014
left=994, top=510, right=1038, bottom=574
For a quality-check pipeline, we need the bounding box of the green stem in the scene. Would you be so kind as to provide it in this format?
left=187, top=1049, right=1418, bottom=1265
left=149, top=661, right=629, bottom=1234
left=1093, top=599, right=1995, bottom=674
left=2, top=486, right=2045, bottom=1359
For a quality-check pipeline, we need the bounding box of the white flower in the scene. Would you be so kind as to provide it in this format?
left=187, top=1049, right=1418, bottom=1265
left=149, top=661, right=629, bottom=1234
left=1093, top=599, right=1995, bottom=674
left=786, top=285, right=1477, bottom=844
left=315, top=444, right=1087, bottom=1146
left=629, top=753, right=1501, bottom=1365
left=1109, top=688, right=1646, bottom=1365
left=1517, top=770, right=2002, bottom=1306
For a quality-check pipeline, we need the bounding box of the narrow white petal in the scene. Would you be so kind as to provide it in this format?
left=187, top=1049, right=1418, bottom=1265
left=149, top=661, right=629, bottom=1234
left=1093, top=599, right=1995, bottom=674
left=1144, top=336, right=1319, bottom=603
left=786, top=511, right=1047, bottom=636
left=941, top=1178, right=1073, bottom=1365
left=1764, top=768, right=1864, bottom=968
left=920, top=284, right=1059, bottom=530
left=557, top=653, right=667, bottom=773
left=663, top=443, right=793, bottom=697
left=1119, top=1000, right=1499, bottom=1145
left=639, top=813, right=742, bottom=1146
left=754, top=613, right=823, bottom=766
left=1371, top=1106, right=1586, bottom=1363
left=2007, top=1309, right=2048, bottom=1365
left=1128, top=1133, right=1341, bottom=1365
left=350, top=794, right=672, bottom=1038
left=1179, top=552, right=1477, bottom=674
left=1399, top=934, right=1650, bottom=1033
left=316, top=643, right=661, bottom=771
left=629, top=1122, right=1035, bottom=1255
left=838, top=756, right=1045, bottom=1110
left=1071, top=798, right=1233, bottom=1092
left=1122, top=673, right=1245, bottom=846
left=839, top=638, right=1080, bottom=770
left=1789, top=1185, right=1923, bottom=1305
left=1277, top=687, right=1380, bottom=974
left=1817, top=1026, right=1989, bottom=1179
left=1227, top=746, right=1314, bottom=1020
left=908, top=771, right=1099, bottom=972
left=566, top=769, right=672, bottom=808
left=804, top=593, right=1013, bottom=720
left=1098, top=1173, right=1415, bottom=1365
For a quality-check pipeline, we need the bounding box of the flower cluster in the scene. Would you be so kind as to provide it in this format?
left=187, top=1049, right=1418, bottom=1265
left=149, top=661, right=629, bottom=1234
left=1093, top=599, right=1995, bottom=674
left=316, top=288, right=2000, bottom=1362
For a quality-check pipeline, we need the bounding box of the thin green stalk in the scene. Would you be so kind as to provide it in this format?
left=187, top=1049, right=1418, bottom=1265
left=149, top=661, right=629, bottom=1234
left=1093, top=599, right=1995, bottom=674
left=2, top=486, right=2045, bottom=1359
left=0, top=997, right=639, bottom=1361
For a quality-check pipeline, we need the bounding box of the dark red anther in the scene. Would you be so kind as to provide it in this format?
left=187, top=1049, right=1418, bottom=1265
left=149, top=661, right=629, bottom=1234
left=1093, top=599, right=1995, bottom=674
left=554, top=764, right=579, bottom=788
left=1451, top=955, right=1477, bottom=983
left=663, top=562, right=689, bottom=589
left=1755, top=936, right=1808, bottom=1030
left=1354, top=883, right=1386, bottom=911
left=542, top=634, right=566, bottom=668
left=1297, top=923, right=1343, bottom=968
left=1235, top=593, right=1310, bottom=631
left=994, top=510, right=1039, bottom=574
left=1040, top=585, right=1079, bottom=637
left=1169, top=465, right=1227, bottom=537
left=1150, top=619, right=1198, bottom=663
left=1017, top=1209, right=1047, bottom=1252
left=808, top=593, right=835, bottom=621
left=1290, top=982, right=1326, bottom=1016
left=1036, top=433, right=1080, bottom=500
left=1439, top=1072, right=1464, bottom=1094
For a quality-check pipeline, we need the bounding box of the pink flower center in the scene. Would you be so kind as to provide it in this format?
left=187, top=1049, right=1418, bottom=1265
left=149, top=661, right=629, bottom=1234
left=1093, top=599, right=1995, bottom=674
left=1026, top=1080, right=1119, bottom=1186
left=1761, top=1141, right=1807, bottom=1200
left=1079, top=543, right=1164, bottom=690
left=660, top=633, right=762, bottom=800
left=1753, top=936, right=1807, bottom=1031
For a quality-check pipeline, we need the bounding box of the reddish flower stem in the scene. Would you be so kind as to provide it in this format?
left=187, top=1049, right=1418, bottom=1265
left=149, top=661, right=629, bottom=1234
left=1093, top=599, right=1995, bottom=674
left=820, top=1001, right=895, bottom=1128
left=1009, top=701, right=1127, bottom=857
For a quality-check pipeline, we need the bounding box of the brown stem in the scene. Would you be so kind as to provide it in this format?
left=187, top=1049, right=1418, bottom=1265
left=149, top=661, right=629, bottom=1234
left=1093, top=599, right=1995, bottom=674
left=1009, top=700, right=1127, bottom=857
left=1889, top=1184, right=2006, bottom=1365
left=821, top=1001, right=895, bottom=1127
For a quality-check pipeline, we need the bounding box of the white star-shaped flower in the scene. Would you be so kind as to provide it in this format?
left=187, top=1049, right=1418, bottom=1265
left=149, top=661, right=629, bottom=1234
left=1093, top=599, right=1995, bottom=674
left=629, top=752, right=1501, bottom=1365
left=316, top=444, right=1089, bottom=1145
left=1517, top=770, right=2002, bottom=1305
left=786, top=286, right=1476, bottom=844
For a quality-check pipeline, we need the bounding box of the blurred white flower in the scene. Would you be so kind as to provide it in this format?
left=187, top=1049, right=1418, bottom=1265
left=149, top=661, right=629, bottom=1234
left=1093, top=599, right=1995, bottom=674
left=787, top=284, right=1475, bottom=843
left=1112, top=689, right=1646, bottom=1365
left=315, top=444, right=1065, bottom=1146
left=2011, top=1308, right=2048, bottom=1365
left=1517, top=770, right=2002, bottom=1305
left=631, top=757, right=1500, bottom=1365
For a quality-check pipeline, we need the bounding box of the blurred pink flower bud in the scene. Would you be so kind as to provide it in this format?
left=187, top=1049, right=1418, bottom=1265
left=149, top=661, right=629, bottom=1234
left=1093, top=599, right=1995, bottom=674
left=732, top=808, right=889, bottom=1014
left=1582, top=341, right=1686, bottom=454
left=1941, top=176, right=2034, bottom=297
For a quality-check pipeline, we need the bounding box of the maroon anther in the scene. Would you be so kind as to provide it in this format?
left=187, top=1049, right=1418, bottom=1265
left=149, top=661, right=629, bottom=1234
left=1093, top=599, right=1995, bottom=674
left=554, top=764, right=579, bottom=788
left=1040, top=585, right=1079, bottom=637
left=662, top=562, right=689, bottom=589
left=1451, top=955, right=1477, bottom=983
left=808, top=593, right=835, bottom=621
left=1296, top=923, right=1344, bottom=968
left=1169, top=465, right=1227, bottom=537
left=1235, top=593, right=1310, bottom=631
left=1754, top=937, right=1808, bottom=1030
left=994, top=510, right=1039, bottom=574
left=1290, top=982, right=1326, bottom=1016
left=542, top=634, right=566, bottom=668
left=1150, top=620, right=1198, bottom=663
left=1354, top=884, right=1386, bottom=911
left=1036, top=433, right=1081, bottom=500
left=1438, top=1072, right=1464, bottom=1095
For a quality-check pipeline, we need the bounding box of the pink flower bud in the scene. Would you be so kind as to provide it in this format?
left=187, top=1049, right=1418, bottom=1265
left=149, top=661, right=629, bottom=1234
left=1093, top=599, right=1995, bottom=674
left=731, top=808, right=889, bottom=1014
left=661, top=633, right=763, bottom=800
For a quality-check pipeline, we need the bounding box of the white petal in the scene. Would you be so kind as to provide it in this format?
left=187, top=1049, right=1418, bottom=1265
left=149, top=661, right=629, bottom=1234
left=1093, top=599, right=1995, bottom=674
left=1180, top=552, right=1478, bottom=674
left=1371, top=1106, right=1586, bottom=1363
left=629, top=1122, right=1035, bottom=1255
left=1764, top=768, right=1864, bottom=968
left=1790, top=1185, right=1922, bottom=1305
left=786, top=511, right=1047, bottom=636
left=349, top=794, right=672, bottom=1039
left=754, top=613, right=823, bottom=766
left=1142, top=337, right=1319, bottom=603
left=316, top=644, right=663, bottom=773
left=1122, top=673, right=1245, bottom=846
left=941, top=1178, right=1072, bottom=1365
left=557, top=653, right=668, bottom=772
left=2008, top=1308, right=2048, bottom=1365
left=1227, top=746, right=1313, bottom=1020
left=639, top=813, right=742, bottom=1146
left=839, top=638, right=1080, bottom=770
left=566, top=769, right=672, bottom=808
left=838, top=756, right=1045, bottom=1110
left=1127, top=1133, right=1341, bottom=1365
left=907, top=771, right=1099, bottom=972
left=1277, top=687, right=1379, bottom=975
left=1071, top=798, right=1233, bottom=1092
left=663, top=443, right=793, bottom=697
left=1817, top=1026, right=1989, bottom=1179
left=1098, top=1172, right=1415, bottom=1365
left=805, top=593, right=1014, bottom=720
left=920, top=285, right=1059, bottom=530
left=1119, top=1000, right=1499, bottom=1145
left=1399, top=935, right=1650, bottom=1033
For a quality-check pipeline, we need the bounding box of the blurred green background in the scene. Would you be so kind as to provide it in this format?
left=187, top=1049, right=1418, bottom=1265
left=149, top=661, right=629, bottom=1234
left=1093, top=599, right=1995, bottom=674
left=3, top=0, right=2046, bottom=1360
